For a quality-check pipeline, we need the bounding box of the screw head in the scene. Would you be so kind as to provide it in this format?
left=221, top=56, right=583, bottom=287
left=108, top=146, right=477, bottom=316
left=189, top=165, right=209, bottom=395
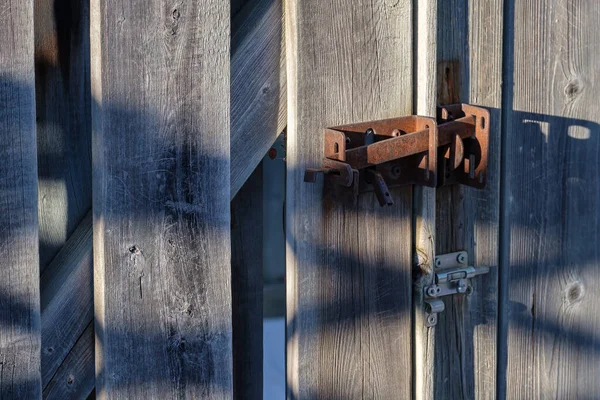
left=427, top=314, right=437, bottom=325
left=426, top=286, right=438, bottom=297
left=457, top=253, right=467, bottom=264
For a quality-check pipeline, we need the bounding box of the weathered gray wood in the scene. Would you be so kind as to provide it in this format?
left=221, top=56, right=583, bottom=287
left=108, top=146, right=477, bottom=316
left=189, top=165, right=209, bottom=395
left=0, top=1, right=41, bottom=398
left=36, top=3, right=285, bottom=395
left=91, top=0, right=232, bottom=397
left=413, top=1, right=438, bottom=399
left=41, top=212, right=92, bottom=389
left=231, top=163, right=263, bottom=400
left=424, top=1, right=503, bottom=399
left=34, top=0, right=92, bottom=271
left=285, top=1, right=413, bottom=398
left=42, top=322, right=94, bottom=400
left=502, top=1, right=600, bottom=398
left=231, top=0, right=286, bottom=197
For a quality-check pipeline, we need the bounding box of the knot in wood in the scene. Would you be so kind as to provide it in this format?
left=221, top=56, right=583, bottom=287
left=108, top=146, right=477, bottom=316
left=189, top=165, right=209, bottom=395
left=566, top=282, right=584, bottom=304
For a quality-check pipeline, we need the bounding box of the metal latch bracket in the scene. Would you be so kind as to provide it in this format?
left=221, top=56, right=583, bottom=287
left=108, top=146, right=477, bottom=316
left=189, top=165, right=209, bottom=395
left=304, top=103, right=489, bottom=206
left=423, top=251, right=490, bottom=327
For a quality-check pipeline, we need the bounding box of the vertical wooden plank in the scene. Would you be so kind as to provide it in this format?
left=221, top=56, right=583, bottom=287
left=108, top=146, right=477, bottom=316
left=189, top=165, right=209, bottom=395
left=91, top=0, right=232, bottom=398
left=413, top=1, right=438, bottom=399
left=34, top=0, right=92, bottom=271
left=0, top=0, right=41, bottom=397
left=286, top=1, right=413, bottom=398
left=502, top=1, right=600, bottom=398
left=231, top=163, right=263, bottom=399
left=425, top=0, right=503, bottom=399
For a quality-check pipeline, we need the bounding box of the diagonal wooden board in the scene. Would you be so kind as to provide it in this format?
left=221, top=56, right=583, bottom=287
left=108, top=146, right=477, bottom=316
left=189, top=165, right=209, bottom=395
left=231, top=0, right=286, bottom=197
left=285, top=0, right=414, bottom=398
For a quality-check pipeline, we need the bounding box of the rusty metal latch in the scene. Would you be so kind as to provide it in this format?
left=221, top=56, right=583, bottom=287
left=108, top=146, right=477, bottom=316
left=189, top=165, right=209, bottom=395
left=304, top=103, right=489, bottom=206
left=423, top=251, right=490, bottom=326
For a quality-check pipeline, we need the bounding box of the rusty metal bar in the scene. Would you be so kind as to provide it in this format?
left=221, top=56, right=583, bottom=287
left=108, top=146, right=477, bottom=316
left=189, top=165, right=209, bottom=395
left=339, top=116, right=474, bottom=170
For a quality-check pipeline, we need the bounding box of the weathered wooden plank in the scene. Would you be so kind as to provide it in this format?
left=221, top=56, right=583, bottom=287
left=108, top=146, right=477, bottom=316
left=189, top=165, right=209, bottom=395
left=42, top=322, right=94, bottom=400
left=0, top=1, right=41, bottom=398
left=422, top=1, right=503, bottom=399
left=231, top=0, right=286, bottom=197
left=91, top=0, right=232, bottom=397
left=502, top=1, right=600, bottom=398
left=231, top=163, right=263, bottom=400
left=34, top=0, right=92, bottom=271
left=285, top=1, right=413, bottom=398
left=41, top=212, right=92, bottom=389
left=413, top=1, right=438, bottom=399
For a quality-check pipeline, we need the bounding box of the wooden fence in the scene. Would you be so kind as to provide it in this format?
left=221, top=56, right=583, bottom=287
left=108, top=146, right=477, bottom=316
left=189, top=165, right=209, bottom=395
left=0, top=0, right=598, bottom=399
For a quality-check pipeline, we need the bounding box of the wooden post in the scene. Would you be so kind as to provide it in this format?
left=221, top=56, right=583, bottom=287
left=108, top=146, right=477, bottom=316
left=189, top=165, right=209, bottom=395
left=91, top=0, right=232, bottom=397
left=285, top=1, right=414, bottom=398
left=0, top=1, right=41, bottom=397
left=415, top=0, right=504, bottom=399
left=502, top=1, right=600, bottom=398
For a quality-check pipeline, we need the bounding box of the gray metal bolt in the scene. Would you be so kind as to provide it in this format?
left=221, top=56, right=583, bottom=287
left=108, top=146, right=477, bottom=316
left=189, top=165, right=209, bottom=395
left=457, top=253, right=467, bottom=264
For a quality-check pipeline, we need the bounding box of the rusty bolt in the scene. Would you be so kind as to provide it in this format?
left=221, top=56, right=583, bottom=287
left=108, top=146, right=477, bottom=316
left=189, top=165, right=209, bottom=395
left=268, top=148, right=277, bottom=160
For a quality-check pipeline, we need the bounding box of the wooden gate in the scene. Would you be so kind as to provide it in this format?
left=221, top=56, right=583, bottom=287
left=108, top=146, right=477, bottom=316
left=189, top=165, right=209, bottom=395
left=0, top=0, right=598, bottom=399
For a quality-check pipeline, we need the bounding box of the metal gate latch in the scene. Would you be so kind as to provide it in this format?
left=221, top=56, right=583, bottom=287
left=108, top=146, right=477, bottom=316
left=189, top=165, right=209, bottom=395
left=304, top=103, right=489, bottom=206
left=423, top=251, right=490, bottom=326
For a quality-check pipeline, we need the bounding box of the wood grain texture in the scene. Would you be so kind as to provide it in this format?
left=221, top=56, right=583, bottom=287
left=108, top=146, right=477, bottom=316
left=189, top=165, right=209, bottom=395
left=36, top=3, right=285, bottom=395
left=0, top=1, right=41, bottom=398
left=91, top=0, right=232, bottom=397
left=285, top=1, right=413, bottom=398
left=34, top=0, right=92, bottom=271
left=231, top=0, right=286, bottom=197
left=502, top=1, right=600, bottom=398
left=429, top=1, right=503, bottom=399
left=42, top=322, right=94, bottom=400
left=413, top=1, right=438, bottom=399
left=41, top=212, right=92, bottom=389
left=231, top=163, right=263, bottom=400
